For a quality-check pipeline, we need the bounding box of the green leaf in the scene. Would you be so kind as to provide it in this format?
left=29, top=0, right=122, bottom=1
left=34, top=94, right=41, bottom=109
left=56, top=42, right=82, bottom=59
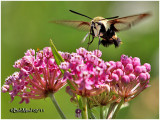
left=50, top=39, right=75, bottom=92
left=50, top=39, right=64, bottom=74
left=50, top=39, right=64, bottom=63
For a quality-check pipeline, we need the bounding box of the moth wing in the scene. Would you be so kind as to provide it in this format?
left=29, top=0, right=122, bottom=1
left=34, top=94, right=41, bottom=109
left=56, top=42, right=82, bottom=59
left=50, top=20, right=90, bottom=31
left=108, top=13, right=151, bottom=32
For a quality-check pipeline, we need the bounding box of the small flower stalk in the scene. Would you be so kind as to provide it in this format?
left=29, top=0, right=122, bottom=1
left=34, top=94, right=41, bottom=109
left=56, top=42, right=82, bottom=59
left=2, top=44, right=151, bottom=119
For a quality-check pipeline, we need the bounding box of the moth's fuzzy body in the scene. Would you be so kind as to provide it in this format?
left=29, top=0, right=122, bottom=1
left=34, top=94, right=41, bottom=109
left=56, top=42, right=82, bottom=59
left=90, top=16, right=121, bottom=47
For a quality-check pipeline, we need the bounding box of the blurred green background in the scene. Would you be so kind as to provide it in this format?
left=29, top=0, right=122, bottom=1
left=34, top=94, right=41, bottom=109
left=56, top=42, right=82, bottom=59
left=1, top=1, right=159, bottom=119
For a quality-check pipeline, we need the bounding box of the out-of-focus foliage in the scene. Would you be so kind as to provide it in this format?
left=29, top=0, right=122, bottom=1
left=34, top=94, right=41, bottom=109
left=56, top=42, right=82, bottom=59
left=1, top=1, right=159, bottom=119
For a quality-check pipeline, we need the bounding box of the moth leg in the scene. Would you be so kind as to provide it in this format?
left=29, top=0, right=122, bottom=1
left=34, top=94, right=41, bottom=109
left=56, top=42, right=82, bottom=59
left=98, top=36, right=101, bottom=50
left=88, top=35, right=94, bottom=45
left=87, top=34, right=91, bottom=50
left=87, top=35, right=94, bottom=50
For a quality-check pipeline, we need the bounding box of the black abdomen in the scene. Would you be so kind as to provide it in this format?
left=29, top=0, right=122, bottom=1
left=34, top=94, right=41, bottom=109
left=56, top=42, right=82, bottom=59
left=100, top=26, right=121, bottom=47
left=101, top=38, right=121, bottom=47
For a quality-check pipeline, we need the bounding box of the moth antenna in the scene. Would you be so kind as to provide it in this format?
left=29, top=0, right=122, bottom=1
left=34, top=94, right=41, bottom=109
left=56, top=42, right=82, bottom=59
left=105, top=16, right=119, bottom=19
left=69, top=10, right=92, bottom=20
left=98, top=16, right=119, bottom=21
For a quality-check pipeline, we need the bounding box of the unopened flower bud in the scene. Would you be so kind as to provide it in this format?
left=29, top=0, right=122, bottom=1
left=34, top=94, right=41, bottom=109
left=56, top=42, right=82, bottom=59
left=109, top=61, right=116, bottom=66
left=132, top=57, right=141, bottom=67
left=125, top=64, right=133, bottom=74
left=134, top=66, right=142, bottom=75
left=121, top=55, right=132, bottom=66
left=121, top=75, right=130, bottom=85
left=111, top=73, right=119, bottom=83
left=139, top=73, right=147, bottom=82
left=144, top=63, right=151, bottom=72
left=115, top=69, right=123, bottom=77
left=141, top=66, right=147, bottom=73
left=146, top=72, right=150, bottom=79
left=129, top=73, right=136, bottom=82
left=116, top=61, right=123, bottom=69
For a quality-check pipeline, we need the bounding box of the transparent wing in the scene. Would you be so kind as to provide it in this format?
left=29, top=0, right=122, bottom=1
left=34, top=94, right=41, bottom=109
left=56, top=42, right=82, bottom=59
left=108, top=13, right=151, bottom=32
left=50, top=20, right=90, bottom=31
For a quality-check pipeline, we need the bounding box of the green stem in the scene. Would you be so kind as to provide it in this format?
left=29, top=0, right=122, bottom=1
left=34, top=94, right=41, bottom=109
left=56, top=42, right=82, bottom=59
left=87, top=102, right=96, bottom=119
left=106, top=102, right=118, bottom=119
left=112, top=99, right=124, bottom=119
left=90, top=110, right=96, bottom=119
left=49, top=93, right=66, bottom=119
left=77, top=95, right=84, bottom=118
left=82, top=97, right=88, bottom=119
left=100, top=106, right=104, bottom=119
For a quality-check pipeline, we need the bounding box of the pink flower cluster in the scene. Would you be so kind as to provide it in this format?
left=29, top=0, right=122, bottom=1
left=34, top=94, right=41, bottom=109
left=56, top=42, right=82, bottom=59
left=60, top=48, right=110, bottom=97
left=2, top=47, right=66, bottom=103
left=60, top=48, right=151, bottom=102
left=110, top=55, right=151, bottom=102
left=2, top=47, right=151, bottom=104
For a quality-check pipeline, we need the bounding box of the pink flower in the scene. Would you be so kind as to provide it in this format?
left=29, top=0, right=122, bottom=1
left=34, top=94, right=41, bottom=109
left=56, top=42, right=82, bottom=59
left=61, top=48, right=110, bottom=97
left=62, top=49, right=151, bottom=104
left=110, top=54, right=151, bottom=102
left=2, top=47, right=67, bottom=103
